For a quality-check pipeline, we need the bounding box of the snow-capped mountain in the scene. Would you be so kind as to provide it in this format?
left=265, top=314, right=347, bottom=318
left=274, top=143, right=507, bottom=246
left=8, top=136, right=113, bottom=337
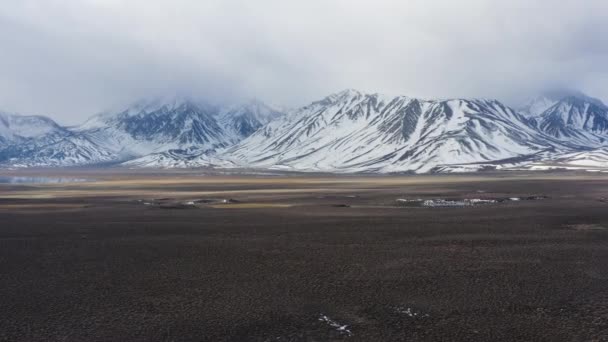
left=535, top=96, right=608, bottom=145
left=519, top=96, right=558, bottom=119
left=119, top=99, right=284, bottom=168
left=225, top=90, right=563, bottom=173
left=0, top=97, right=286, bottom=168
left=0, top=112, right=65, bottom=145
left=77, top=97, right=232, bottom=159
left=0, top=133, right=116, bottom=167
left=2, top=89, right=608, bottom=173
left=76, top=97, right=285, bottom=161
left=218, top=99, right=284, bottom=139
left=518, top=89, right=605, bottom=117
left=0, top=112, right=117, bottom=166
left=518, top=91, right=608, bottom=147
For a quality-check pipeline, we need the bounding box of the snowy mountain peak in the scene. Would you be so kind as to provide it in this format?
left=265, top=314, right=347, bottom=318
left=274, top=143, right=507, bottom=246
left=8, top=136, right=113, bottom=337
left=59, top=97, right=287, bottom=165
left=519, top=96, right=561, bottom=117
left=559, top=94, right=606, bottom=109
left=519, top=89, right=606, bottom=117
left=0, top=111, right=65, bottom=145
left=75, top=97, right=233, bottom=159
left=316, top=89, right=366, bottom=105
left=537, top=96, right=608, bottom=142
left=2, top=89, right=608, bottom=172
left=510, top=89, right=608, bottom=145
left=333, top=88, right=363, bottom=98
left=219, top=99, right=285, bottom=139
left=543, top=89, right=604, bottom=106
left=225, top=93, right=554, bottom=173
left=80, top=96, right=217, bottom=129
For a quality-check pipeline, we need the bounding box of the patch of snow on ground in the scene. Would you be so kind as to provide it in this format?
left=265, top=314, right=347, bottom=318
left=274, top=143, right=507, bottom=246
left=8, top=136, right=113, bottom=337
left=394, top=306, right=430, bottom=318
left=318, top=314, right=353, bottom=337
left=422, top=198, right=496, bottom=207
left=396, top=198, right=422, bottom=203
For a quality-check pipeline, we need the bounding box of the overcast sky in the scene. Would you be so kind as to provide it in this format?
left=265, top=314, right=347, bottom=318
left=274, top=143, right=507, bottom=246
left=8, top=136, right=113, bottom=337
left=1, top=0, right=608, bottom=124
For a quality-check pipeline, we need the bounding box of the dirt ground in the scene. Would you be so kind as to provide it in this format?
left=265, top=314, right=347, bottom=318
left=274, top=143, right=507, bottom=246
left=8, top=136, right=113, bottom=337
left=0, top=169, right=607, bottom=341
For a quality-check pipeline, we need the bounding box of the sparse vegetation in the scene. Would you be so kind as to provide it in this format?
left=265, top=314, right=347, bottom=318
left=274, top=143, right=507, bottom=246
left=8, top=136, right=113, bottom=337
left=0, top=170, right=607, bottom=341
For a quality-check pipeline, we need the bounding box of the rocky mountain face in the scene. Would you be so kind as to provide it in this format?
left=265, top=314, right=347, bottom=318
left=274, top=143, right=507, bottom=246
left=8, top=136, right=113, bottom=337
left=0, top=112, right=65, bottom=145
left=76, top=98, right=232, bottom=160
left=219, top=99, right=285, bottom=140
left=226, top=90, right=573, bottom=172
left=0, top=111, right=116, bottom=166
left=519, top=90, right=608, bottom=145
left=537, top=97, right=608, bottom=144
left=1, top=90, right=607, bottom=172
left=0, top=98, right=285, bottom=167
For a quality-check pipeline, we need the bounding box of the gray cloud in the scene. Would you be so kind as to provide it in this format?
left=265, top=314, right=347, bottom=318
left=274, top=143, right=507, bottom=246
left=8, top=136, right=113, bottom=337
left=1, top=0, right=607, bottom=123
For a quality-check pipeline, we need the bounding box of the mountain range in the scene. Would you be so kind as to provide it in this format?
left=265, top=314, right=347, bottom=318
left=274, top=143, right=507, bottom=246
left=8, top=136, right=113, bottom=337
left=1, top=89, right=607, bottom=173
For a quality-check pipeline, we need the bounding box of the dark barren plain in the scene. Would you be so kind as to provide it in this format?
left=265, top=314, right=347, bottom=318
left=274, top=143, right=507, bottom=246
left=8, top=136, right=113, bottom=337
left=0, top=168, right=607, bottom=341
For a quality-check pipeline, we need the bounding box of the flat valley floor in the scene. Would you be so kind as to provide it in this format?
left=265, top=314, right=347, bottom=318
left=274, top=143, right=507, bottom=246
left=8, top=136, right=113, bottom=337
left=0, top=169, right=607, bottom=341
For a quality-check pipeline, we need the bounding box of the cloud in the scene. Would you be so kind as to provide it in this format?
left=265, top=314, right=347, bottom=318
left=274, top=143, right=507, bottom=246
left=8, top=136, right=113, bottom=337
left=0, top=0, right=607, bottom=123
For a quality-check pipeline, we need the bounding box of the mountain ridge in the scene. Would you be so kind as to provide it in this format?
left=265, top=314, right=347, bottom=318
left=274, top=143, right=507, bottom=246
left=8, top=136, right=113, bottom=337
left=1, top=89, right=607, bottom=172
left=225, top=91, right=567, bottom=173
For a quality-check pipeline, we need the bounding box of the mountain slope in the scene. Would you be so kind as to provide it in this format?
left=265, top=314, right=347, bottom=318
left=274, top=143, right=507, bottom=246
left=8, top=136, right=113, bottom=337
left=519, top=90, right=608, bottom=146
left=0, top=133, right=116, bottom=167
left=0, top=97, right=286, bottom=168
left=3, top=90, right=607, bottom=172
left=120, top=100, right=284, bottom=168
left=77, top=97, right=286, bottom=159
left=537, top=96, right=608, bottom=144
left=225, top=90, right=560, bottom=173
left=556, top=148, right=608, bottom=168
left=0, top=112, right=118, bottom=166
left=76, top=98, right=231, bottom=158
left=121, top=148, right=233, bottom=168
left=218, top=99, right=284, bottom=140
left=519, top=90, right=605, bottom=117
left=0, top=112, right=65, bottom=146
